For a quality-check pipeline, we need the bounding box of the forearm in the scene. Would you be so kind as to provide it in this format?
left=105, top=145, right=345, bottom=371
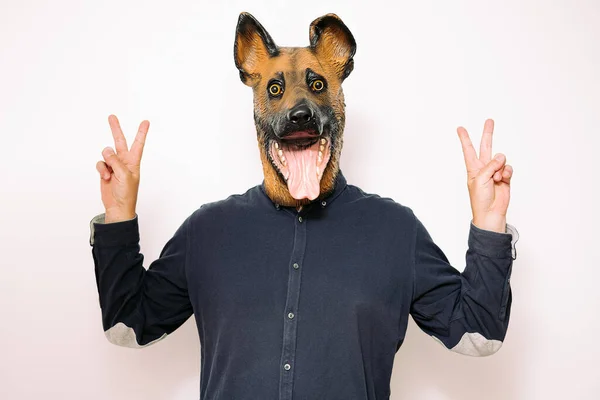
left=448, top=222, right=518, bottom=354
left=411, top=213, right=519, bottom=356
left=90, top=213, right=154, bottom=347
left=89, top=212, right=194, bottom=348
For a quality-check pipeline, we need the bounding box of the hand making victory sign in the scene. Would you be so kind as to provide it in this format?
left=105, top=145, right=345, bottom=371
left=96, top=115, right=150, bottom=223
left=457, top=119, right=513, bottom=233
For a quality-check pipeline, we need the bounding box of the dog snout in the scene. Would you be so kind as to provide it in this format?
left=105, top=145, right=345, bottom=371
left=287, top=104, right=314, bottom=127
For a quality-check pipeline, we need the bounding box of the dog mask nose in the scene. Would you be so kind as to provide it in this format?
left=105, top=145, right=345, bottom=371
left=287, top=104, right=313, bottom=126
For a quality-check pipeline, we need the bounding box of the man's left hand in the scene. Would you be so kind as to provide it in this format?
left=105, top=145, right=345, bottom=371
left=457, top=119, right=513, bottom=233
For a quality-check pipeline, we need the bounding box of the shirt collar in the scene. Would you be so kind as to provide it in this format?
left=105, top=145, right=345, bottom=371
left=259, top=169, right=348, bottom=211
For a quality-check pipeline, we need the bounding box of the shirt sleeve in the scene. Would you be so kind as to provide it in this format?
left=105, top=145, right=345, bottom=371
left=89, top=212, right=194, bottom=348
left=409, top=211, right=519, bottom=356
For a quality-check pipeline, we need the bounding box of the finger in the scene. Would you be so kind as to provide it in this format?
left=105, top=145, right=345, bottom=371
left=102, top=147, right=127, bottom=179
left=479, top=153, right=506, bottom=180
left=457, top=126, right=479, bottom=172
left=108, top=114, right=129, bottom=155
left=129, top=119, right=150, bottom=164
left=96, top=160, right=112, bottom=180
left=502, top=164, right=513, bottom=184
left=479, top=118, right=494, bottom=164
left=493, top=169, right=502, bottom=182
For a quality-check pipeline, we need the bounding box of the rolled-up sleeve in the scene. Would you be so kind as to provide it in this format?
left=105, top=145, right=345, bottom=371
left=409, top=211, right=519, bottom=356
left=89, top=212, right=193, bottom=348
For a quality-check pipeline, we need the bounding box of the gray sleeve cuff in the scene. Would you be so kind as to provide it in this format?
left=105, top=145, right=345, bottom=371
left=505, top=224, right=519, bottom=260
left=89, top=212, right=138, bottom=246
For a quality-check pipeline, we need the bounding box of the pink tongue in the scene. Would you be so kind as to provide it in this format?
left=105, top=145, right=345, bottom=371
left=283, top=144, right=320, bottom=200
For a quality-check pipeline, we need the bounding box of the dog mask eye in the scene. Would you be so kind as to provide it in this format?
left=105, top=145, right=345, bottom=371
left=268, top=83, right=283, bottom=96
left=310, top=79, right=325, bottom=92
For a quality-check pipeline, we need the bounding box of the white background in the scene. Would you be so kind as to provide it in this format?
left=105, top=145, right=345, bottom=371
left=1, top=0, right=599, bottom=399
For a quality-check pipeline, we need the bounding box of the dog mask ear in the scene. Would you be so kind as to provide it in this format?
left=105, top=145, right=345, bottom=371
left=234, top=12, right=279, bottom=86
left=309, top=14, right=356, bottom=81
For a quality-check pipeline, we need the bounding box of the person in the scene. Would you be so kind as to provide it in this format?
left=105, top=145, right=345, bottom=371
left=89, top=13, right=519, bottom=400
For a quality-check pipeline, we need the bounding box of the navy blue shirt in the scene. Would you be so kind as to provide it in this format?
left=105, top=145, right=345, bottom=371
left=89, top=171, right=518, bottom=400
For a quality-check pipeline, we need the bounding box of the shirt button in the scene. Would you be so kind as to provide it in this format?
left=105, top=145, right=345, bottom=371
left=288, top=312, right=295, bottom=319
left=321, top=200, right=327, bottom=207
left=298, top=216, right=303, bottom=222
left=283, top=363, right=291, bottom=371
left=293, top=263, right=299, bottom=269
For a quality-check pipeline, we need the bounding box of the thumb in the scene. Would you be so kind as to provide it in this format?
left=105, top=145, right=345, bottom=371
left=102, top=147, right=128, bottom=179
left=480, top=153, right=506, bottom=179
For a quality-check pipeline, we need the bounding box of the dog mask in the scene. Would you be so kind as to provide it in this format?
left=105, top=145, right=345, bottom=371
left=234, top=12, right=356, bottom=207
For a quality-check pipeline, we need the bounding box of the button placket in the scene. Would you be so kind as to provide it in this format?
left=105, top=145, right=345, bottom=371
left=278, top=212, right=307, bottom=400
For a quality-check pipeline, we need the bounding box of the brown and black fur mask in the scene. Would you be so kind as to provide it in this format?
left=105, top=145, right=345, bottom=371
left=234, top=12, right=356, bottom=207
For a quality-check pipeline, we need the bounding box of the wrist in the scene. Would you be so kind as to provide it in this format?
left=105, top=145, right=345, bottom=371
left=472, top=215, right=506, bottom=233
left=105, top=208, right=136, bottom=223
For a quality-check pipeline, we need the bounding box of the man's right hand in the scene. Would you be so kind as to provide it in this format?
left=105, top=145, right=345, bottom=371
left=96, top=114, right=150, bottom=223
